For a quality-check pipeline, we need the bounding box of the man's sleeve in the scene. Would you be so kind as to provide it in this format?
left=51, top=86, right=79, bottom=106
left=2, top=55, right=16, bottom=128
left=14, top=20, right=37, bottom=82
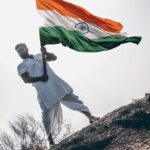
left=17, top=64, right=28, bottom=76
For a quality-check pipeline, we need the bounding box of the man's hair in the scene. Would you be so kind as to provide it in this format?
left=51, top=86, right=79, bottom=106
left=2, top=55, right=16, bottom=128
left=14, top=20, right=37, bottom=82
left=15, top=43, right=27, bottom=50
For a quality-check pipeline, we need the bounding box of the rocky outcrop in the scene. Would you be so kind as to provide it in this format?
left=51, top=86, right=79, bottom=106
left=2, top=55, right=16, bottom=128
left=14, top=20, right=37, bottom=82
left=51, top=93, right=150, bottom=150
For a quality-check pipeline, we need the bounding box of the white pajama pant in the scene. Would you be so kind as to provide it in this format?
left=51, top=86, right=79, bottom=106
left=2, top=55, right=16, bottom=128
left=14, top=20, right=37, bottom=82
left=38, top=92, right=91, bottom=137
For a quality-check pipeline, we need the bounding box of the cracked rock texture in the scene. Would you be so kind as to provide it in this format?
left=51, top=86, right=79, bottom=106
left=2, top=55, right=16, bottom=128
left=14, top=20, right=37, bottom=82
left=51, top=93, right=150, bottom=150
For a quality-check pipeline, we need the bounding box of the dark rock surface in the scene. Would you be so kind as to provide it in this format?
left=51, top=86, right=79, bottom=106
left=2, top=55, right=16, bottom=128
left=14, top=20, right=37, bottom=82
left=51, top=93, right=150, bottom=150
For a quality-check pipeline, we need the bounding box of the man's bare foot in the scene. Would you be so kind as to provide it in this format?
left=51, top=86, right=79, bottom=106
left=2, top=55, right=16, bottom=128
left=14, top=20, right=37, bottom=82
left=48, top=133, right=55, bottom=146
left=89, top=116, right=100, bottom=124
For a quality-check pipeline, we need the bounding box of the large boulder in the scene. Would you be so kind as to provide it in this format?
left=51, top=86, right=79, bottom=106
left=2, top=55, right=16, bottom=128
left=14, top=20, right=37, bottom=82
left=51, top=93, right=150, bottom=150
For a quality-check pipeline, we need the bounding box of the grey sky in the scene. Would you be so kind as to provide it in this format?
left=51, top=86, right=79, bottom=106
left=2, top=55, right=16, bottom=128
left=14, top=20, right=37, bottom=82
left=0, top=0, right=150, bottom=132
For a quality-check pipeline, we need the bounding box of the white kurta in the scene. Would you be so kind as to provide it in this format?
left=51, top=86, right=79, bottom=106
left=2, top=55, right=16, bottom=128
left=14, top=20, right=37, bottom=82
left=17, top=54, right=73, bottom=109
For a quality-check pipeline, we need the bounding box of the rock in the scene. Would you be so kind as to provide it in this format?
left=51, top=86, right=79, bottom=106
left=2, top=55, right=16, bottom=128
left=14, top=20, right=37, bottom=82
left=51, top=93, right=150, bottom=150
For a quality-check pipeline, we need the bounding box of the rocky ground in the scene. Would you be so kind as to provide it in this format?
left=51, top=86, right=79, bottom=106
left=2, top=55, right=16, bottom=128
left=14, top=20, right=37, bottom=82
left=50, top=93, right=150, bottom=150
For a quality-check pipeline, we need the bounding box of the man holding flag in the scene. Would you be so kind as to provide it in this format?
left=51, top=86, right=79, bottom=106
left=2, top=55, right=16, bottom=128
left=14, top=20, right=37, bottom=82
left=15, top=43, right=99, bottom=146
left=16, top=0, right=141, bottom=147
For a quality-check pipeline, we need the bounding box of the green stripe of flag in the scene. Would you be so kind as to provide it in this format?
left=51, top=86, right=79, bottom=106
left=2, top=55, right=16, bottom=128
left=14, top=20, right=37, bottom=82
left=40, top=26, right=142, bottom=52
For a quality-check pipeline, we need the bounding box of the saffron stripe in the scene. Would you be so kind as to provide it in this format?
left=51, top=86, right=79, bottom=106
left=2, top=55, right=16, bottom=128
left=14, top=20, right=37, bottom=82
left=36, top=0, right=123, bottom=33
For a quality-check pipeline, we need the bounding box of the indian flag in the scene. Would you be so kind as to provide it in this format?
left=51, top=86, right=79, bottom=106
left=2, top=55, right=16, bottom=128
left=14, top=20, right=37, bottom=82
left=36, top=0, right=142, bottom=52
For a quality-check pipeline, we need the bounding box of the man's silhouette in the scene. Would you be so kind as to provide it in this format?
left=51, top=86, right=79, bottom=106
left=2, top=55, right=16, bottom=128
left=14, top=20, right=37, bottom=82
left=15, top=43, right=99, bottom=146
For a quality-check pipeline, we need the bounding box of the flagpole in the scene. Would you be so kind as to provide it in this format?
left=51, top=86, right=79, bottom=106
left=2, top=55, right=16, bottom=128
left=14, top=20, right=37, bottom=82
left=39, top=29, right=47, bottom=75
left=40, top=44, right=47, bottom=76
left=41, top=47, right=47, bottom=75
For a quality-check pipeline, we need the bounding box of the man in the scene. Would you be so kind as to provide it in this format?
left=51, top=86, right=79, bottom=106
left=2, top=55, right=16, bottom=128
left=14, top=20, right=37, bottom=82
left=15, top=43, right=99, bottom=146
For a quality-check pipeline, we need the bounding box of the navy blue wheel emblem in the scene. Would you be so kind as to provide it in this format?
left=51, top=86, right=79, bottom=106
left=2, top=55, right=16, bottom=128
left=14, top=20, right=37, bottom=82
left=75, top=22, right=89, bottom=34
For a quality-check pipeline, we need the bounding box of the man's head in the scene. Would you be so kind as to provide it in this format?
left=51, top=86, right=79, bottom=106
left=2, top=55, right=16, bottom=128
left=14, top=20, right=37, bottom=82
left=15, top=43, right=29, bottom=59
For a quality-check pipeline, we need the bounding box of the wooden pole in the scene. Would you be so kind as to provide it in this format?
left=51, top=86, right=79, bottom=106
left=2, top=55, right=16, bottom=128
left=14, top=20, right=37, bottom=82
left=41, top=46, right=47, bottom=75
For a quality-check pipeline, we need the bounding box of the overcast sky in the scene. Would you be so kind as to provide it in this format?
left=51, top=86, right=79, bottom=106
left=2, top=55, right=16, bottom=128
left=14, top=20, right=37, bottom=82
left=0, top=0, right=150, bottom=133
